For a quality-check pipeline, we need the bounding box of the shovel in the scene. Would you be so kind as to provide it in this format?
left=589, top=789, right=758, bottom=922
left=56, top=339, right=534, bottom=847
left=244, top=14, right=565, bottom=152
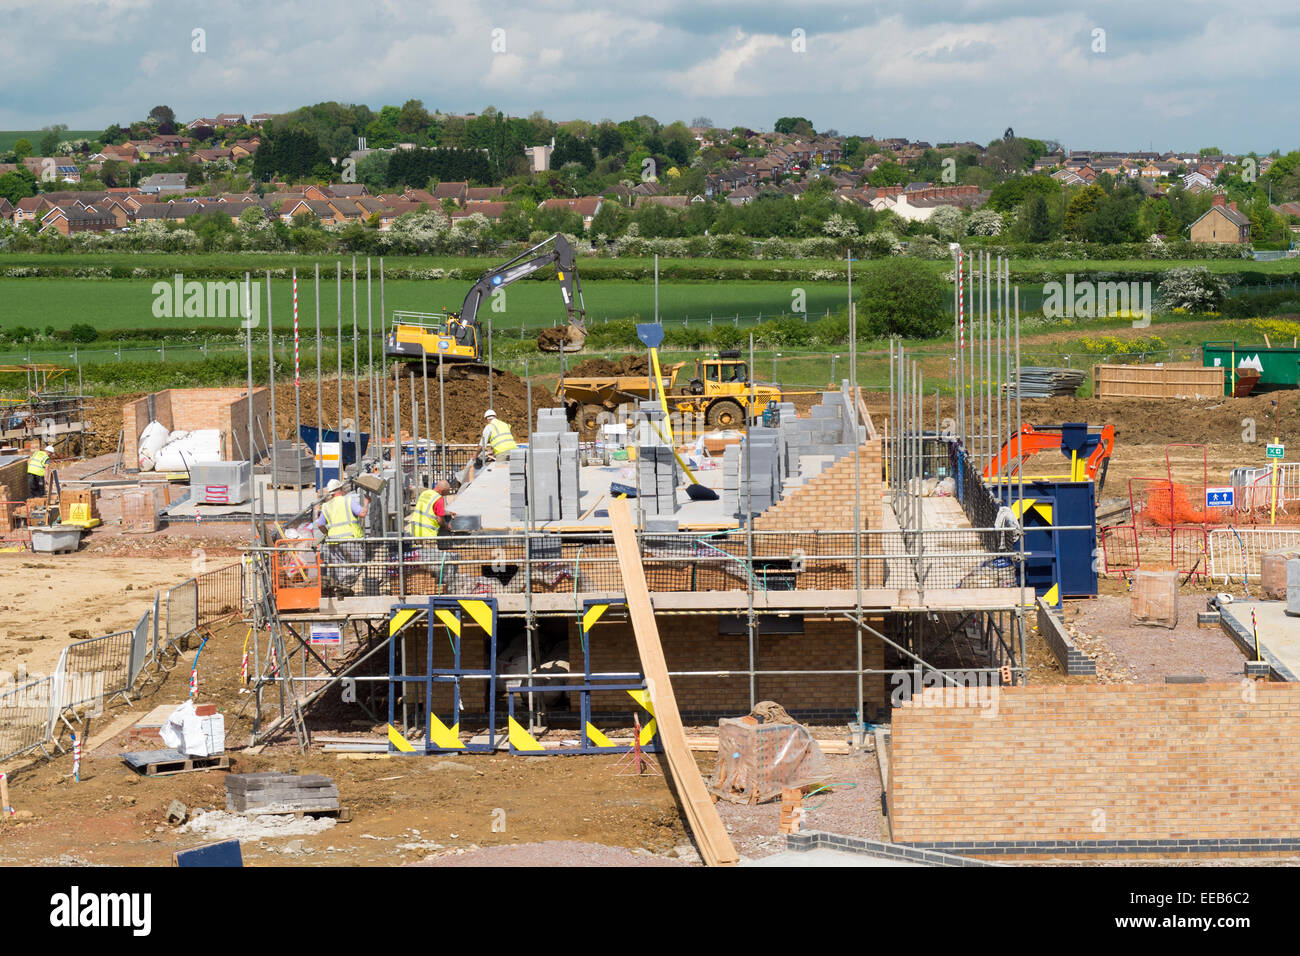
left=648, top=422, right=718, bottom=502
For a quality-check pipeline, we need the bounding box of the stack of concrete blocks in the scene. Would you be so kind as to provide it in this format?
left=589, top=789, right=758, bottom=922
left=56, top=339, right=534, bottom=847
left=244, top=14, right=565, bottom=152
left=226, top=772, right=340, bottom=814
left=509, top=409, right=581, bottom=522
left=633, top=401, right=679, bottom=518
left=722, top=426, right=782, bottom=519
left=636, top=444, right=679, bottom=516
left=508, top=449, right=528, bottom=521
left=1289, top=558, right=1300, bottom=618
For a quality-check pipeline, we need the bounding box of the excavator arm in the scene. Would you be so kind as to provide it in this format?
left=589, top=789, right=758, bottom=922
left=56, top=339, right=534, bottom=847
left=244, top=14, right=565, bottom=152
left=983, top=423, right=1115, bottom=494
left=459, top=233, right=586, bottom=345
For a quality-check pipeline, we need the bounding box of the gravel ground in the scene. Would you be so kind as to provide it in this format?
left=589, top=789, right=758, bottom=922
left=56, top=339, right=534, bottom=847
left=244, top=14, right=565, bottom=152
left=1066, top=595, right=1247, bottom=683
left=714, top=751, right=884, bottom=860
left=412, top=841, right=689, bottom=866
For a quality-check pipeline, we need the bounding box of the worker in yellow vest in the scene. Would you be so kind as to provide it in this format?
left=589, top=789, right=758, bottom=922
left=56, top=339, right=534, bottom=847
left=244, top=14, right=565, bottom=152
left=27, top=444, right=54, bottom=498
left=408, top=480, right=455, bottom=538
left=314, top=479, right=368, bottom=592
left=480, top=409, right=518, bottom=460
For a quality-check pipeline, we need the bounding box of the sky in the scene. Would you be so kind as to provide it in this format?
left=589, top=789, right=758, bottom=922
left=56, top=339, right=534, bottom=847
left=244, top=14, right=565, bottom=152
left=1, top=0, right=1297, bottom=153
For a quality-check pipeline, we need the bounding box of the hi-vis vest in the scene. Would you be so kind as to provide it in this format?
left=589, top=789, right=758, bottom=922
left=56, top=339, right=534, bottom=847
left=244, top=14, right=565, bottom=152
left=410, top=489, right=442, bottom=538
left=323, top=495, right=362, bottom=540
left=27, top=450, right=49, bottom=477
left=485, top=419, right=517, bottom=456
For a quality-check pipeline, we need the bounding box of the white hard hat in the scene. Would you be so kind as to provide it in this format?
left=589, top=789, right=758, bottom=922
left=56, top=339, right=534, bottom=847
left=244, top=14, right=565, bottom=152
left=44, top=445, right=54, bottom=453
left=325, top=478, right=342, bottom=493
left=484, top=409, right=496, bottom=419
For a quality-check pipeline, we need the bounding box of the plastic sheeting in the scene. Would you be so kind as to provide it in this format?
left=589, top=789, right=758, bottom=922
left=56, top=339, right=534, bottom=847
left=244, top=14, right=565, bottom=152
left=137, top=420, right=169, bottom=471
left=153, top=429, right=223, bottom=473
left=709, top=715, right=830, bottom=805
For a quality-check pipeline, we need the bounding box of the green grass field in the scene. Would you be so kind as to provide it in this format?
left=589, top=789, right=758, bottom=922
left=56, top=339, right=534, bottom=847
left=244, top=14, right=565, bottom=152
left=0, top=277, right=851, bottom=333
left=0, top=131, right=99, bottom=152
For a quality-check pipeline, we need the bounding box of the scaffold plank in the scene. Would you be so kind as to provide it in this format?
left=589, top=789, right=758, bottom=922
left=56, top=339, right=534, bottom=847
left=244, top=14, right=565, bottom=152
left=609, top=498, right=738, bottom=868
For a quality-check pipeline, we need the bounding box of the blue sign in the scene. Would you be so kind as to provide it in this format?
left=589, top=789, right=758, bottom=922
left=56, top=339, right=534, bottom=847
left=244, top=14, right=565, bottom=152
left=437, top=340, right=450, bottom=350
left=1206, top=487, right=1234, bottom=508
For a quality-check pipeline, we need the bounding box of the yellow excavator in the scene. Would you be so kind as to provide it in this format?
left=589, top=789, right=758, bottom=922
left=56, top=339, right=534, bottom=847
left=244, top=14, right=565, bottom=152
left=385, top=233, right=586, bottom=363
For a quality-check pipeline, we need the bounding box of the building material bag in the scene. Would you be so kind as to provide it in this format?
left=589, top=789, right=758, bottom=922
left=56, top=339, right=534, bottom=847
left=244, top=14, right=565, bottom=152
left=1131, top=570, right=1179, bottom=628
left=709, top=707, right=830, bottom=805
left=153, top=429, right=223, bottom=472
left=137, top=420, right=169, bottom=471
left=158, top=700, right=226, bottom=757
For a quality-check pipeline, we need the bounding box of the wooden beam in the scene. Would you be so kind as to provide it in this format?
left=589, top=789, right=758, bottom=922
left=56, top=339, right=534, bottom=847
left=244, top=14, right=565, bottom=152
left=609, top=498, right=738, bottom=867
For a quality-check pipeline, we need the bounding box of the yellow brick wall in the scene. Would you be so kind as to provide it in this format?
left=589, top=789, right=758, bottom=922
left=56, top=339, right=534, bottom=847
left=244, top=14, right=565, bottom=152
left=888, top=683, right=1300, bottom=843
left=755, top=440, right=884, bottom=531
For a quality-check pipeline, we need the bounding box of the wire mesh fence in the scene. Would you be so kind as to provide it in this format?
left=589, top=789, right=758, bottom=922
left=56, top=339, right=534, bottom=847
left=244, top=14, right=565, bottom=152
left=0, top=675, right=56, bottom=764
left=165, top=579, right=199, bottom=647
left=197, top=563, right=244, bottom=623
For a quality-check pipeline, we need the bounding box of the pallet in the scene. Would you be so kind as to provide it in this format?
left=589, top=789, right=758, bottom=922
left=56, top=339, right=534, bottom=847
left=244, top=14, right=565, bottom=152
left=242, top=805, right=352, bottom=822
left=121, top=748, right=232, bottom=777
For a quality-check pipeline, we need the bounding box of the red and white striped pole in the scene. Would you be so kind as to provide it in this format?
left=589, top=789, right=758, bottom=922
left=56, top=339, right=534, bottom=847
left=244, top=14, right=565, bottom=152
left=957, top=251, right=964, bottom=349
left=293, top=270, right=300, bottom=388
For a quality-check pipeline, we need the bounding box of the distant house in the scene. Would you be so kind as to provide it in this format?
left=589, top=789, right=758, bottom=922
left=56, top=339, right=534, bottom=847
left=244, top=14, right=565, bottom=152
left=327, top=183, right=370, bottom=198
left=1189, top=195, right=1251, bottom=244
left=139, top=173, right=189, bottom=194
left=726, top=185, right=759, bottom=206
left=250, top=114, right=273, bottom=125
left=524, top=143, right=553, bottom=173
left=1182, top=171, right=1213, bottom=191
left=39, top=204, right=116, bottom=235
left=433, top=181, right=469, bottom=205
left=539, top=196, right=602, bottom=229
left=21, top=157, right=78, bottom=183
left=0, top=198, right=12, bottom=222
left=215, top=114, right=247, bottom=127
left=449, top=201, right=507, bottom=223
left=230, top=139, right=261, bottom=160
left=189, top=148, right=233, bottom=164
left=633, top=195, right=690, bottom=209
left=466, top=186, right=505, bottom=203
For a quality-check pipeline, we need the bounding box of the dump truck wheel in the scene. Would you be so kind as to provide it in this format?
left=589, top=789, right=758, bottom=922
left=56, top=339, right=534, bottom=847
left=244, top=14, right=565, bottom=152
left=706, top=399, right=744, bottom=429
left=579, top=404, right=604, bottom=438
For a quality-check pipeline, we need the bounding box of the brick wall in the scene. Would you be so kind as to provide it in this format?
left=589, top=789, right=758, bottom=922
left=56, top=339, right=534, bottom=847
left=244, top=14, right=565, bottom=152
left=755, top=440, right=884, bottom=531
left=568, top=615, right=886, bottom=721
left=122, top=387, right=270, bottom=464
left=889, top=683, right=1300, bottom=843
left=0, top=457, right=28, bottom=502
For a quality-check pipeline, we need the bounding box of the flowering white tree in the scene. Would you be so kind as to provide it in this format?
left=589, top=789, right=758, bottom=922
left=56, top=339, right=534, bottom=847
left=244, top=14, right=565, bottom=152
left=968, top=208, right=1003, bottom=236
left=928, top=205, right=964, bottom=240
left=823, top=213, right=859, bottom=238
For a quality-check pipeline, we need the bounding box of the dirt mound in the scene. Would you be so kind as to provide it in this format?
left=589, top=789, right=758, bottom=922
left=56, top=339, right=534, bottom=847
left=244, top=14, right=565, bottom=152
left=271, top=364, right=560, bottom=444
left=84, top=366, right=562, bottom=458
left=567, top=355, right=650, bottom=378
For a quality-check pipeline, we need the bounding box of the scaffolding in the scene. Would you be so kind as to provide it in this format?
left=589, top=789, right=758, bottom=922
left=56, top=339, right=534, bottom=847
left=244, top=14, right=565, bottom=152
left=230, top=254, right=1050, bottom=748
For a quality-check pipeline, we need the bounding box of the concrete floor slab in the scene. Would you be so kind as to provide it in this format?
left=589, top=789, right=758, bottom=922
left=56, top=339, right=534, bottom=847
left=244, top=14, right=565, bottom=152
left=1222, top=600, right=1300, bottom=681
left=743, top=847, right=926, bottom=867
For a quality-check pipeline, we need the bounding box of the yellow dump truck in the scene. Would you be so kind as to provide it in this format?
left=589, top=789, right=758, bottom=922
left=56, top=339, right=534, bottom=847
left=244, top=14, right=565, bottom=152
left=558, top=352, right=781, bottom=435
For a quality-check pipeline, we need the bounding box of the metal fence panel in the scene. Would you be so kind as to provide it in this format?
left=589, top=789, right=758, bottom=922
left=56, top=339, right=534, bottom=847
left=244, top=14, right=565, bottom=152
left=1208, top=528, right=1300, bottom=581
left=165, top=579, right=198, bottom=646
left=197, top=564, right=243, bottom=625
left=129, top=611, right=151, bottom=686
left=52, top=630, right=133, bottom=713
left=0, top=675, right=55, bottom=763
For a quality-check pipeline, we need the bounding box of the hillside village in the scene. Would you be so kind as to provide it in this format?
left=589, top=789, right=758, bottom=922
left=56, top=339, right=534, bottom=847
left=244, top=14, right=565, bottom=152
left=1, top=106, right=1298, bottom=254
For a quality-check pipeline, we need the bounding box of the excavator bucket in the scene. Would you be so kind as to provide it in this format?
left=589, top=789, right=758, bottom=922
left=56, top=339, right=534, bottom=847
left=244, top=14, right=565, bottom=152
left=537, top=322, right=586, bottom=352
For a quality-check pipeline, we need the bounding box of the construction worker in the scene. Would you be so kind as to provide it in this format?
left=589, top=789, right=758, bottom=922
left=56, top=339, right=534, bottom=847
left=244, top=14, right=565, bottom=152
left=26, top=445, right=53, bottom=498
left=408, top=479, right=455, bottom=538
left=480, top=409, right=517, bottom=460
left=315, top=478, right=368, bottom=593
